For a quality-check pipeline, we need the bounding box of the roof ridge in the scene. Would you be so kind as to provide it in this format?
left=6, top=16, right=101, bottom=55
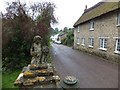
left=73, top=2, right=119, bottom=27
left=84, top=2, right=104, bottom=14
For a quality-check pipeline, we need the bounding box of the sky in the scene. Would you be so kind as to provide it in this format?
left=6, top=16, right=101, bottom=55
left=0, top=0, right=102, bottom=30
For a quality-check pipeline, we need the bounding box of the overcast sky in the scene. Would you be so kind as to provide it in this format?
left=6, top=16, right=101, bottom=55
left=0, top=0, right=102, bottom=30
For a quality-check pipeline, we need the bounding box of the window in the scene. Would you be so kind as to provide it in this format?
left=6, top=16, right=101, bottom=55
left=117, top=12, right=120, bottom=25
left=115, top=39, right=120, bottom=54
left=89, top=37, right=94, bottom=47
left=77, top=26, right=80, bottom=32
left=90, top=21, right=94, bottom=30
left=82, top=38, right=85, bottom=45
left=99, top=38, right=107, bottom=50
left=77, top=37, right=80, bottom=44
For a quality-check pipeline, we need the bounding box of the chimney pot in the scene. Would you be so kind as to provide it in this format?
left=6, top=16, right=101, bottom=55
left=84, top=5, right=87, bottom=12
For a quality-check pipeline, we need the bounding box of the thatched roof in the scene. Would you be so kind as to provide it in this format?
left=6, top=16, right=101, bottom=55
left=73, top=2, right=120, bottom=27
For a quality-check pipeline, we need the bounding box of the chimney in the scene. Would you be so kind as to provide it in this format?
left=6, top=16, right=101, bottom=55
left=84, top=5, right=87, bottom=12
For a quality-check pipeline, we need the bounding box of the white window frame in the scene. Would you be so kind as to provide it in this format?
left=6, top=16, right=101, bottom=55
left=77, top=26, right=80, bottom=32
left=89, top=21, right=94, bottom=31
left=99, top=38, right=107, bottom=51
left=77, top=37, right=80, bottom=45
left=114, top=38, right=120, bottom=54
left=116, top=12, right=120, bottom=26
left=81, top=38, right=85, bottom=46
left=89, top=37, right=94, bottom=48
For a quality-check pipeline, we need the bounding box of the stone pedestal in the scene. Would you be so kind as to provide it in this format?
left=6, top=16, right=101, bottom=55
left=14, top=63, right=60, bottom=89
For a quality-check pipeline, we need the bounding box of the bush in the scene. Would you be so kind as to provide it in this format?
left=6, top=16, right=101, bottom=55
left=61, top=30, right=74, bottom=47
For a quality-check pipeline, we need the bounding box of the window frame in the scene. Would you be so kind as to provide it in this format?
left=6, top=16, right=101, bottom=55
left=114, top=38, right=120, bottom=54
left=99, top=38, right=107, bottom=51
left=77, top=26, right=80, bottom=32
left=89, top=37, right=94, bottom=48
left=81, top=38, right=85, bottom=46
left=89, top=21, right=94, bottom=31
left=77, top=37, right=80, bottom=45
left=117, top=12, right=120, bottom=26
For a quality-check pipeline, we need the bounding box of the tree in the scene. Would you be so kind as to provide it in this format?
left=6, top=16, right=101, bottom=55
left=61, top=28, right=74, bottom=46
left=50, top=28, right=59, bottom=36
left=32, top=2, right=58, bottom=46
left=2, top=1, right=57, bottom=70
left=2, top=1, right=35, bottom=70
left=54, top=28, right=59, bottom=32
left=63, top=27, right=68, bottom=33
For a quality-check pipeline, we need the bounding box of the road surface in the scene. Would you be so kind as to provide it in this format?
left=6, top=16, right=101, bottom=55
left=51, top=43, right=118, bottom=88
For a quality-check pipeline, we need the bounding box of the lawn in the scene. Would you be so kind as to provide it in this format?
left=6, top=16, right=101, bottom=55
left=2, top=70, right=21, bottom=89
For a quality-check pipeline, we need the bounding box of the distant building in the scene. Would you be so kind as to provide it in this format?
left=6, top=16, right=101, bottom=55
left=50, top=34, right=61, bottom=44
left=73, top=2, right=120, bottom=63
left=50, top=34, right=59, bottom=42
left=58, top=33, right=67, bottom=42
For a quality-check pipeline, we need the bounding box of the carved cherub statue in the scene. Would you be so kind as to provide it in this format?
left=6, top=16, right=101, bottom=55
left=30, top=36, right=42, bottom=65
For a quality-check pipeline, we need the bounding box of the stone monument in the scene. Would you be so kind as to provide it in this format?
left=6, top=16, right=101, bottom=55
left=30, top=35, right=42, bottom=65
left=41, top=46, right=49, bottom=63
left=14, top=35, right=60, bottom=89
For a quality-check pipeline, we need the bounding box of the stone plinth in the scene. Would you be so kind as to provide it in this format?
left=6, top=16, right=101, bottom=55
left=14, top=63, right=60, bottom=89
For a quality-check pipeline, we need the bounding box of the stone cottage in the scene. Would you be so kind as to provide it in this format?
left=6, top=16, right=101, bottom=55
left=58, top=33, right=67, bottom=42
left=73, top=2, right=120, bottom=63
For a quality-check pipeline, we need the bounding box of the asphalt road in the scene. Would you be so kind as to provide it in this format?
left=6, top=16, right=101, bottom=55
left=51, top=43, right=118, bottom=88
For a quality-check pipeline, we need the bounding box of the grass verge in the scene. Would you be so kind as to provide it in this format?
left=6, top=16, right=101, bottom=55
left=2, top=69, right=21, bottom=89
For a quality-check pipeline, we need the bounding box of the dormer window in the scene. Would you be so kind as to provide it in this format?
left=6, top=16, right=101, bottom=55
left=77, top=37, right=80, bottom=44
left=77, top=26, right=80, bottom=32
left=90, top=21, right=94, bottom=30
left=117, top=12, right=120, bottom=26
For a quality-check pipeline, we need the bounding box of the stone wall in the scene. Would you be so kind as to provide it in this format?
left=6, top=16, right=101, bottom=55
left=74, top=10, right=119, bottom=64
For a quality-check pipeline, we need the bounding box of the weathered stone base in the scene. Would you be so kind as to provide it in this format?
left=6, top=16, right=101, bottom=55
left=14, top=63, right=60, bottom=88
left=74, top=47, right=119, bottom=64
